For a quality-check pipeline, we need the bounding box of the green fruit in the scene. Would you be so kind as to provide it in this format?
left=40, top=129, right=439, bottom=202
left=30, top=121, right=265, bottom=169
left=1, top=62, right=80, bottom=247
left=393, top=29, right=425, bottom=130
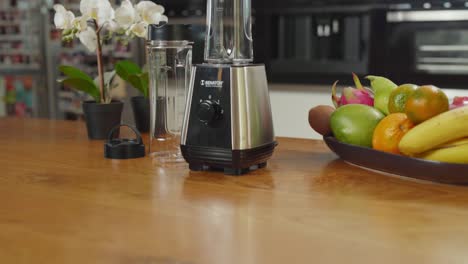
left=366, top=75, right=398, bottom=115
left=388, top=84, right=418, bottom=114
left=330, top=104, right=385, bottom=147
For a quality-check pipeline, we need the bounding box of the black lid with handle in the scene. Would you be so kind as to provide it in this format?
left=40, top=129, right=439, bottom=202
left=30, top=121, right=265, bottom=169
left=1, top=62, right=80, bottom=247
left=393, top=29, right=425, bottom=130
left=104, top=124, right=146, bottom=159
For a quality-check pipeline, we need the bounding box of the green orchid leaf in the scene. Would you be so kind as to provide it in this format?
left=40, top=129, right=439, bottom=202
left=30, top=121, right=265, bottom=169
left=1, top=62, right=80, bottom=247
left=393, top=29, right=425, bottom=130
left=115, top=61, right=150, bottom=97
left=127, top=74, right=145, bottom=96
left=139, top=72, right=149, bottom=98
left=115, top=60, right=142, bottom=82
left=59, top=65, right=94, bottom=83
left=125, top=72, right=149, bottom=98
left=60, top=78, right=100, bottom=103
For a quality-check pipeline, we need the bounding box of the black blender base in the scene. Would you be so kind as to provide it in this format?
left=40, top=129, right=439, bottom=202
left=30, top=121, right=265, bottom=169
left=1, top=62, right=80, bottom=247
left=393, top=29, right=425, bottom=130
left=189, top=162, right=268, bottom=175
left=181, top=142, right=276, bottom=176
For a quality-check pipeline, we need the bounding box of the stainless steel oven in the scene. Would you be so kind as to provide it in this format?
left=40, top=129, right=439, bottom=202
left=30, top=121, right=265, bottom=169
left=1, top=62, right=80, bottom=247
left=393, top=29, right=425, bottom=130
left=385, top=7, right=468, bottom=88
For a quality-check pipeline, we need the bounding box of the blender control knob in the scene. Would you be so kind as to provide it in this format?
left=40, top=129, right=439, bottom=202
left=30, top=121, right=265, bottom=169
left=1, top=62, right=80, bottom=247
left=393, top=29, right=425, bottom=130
left=197, top=100, right=222, bottom=124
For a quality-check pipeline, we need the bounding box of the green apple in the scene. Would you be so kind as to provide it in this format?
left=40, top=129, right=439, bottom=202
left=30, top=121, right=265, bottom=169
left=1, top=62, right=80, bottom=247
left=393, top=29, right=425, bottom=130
left=330, top=104, right=385, bottom=147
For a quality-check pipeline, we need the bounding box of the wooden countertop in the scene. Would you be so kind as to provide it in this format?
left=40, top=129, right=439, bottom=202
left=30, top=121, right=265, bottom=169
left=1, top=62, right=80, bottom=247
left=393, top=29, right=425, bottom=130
left=2, top=118, right=468, bottom=263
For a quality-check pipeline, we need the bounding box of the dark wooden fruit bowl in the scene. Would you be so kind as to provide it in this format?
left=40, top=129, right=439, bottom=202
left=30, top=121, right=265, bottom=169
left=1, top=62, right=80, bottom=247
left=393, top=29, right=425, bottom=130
left=324, top=136, right=468, bottom=185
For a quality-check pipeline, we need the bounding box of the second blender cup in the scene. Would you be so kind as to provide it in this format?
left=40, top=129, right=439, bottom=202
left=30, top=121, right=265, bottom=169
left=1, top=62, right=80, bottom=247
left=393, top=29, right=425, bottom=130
left=147, top=24, right=193, bottom=163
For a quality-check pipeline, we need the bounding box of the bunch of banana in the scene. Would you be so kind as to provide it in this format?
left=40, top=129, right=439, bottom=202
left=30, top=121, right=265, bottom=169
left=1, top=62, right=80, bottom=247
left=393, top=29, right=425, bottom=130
left=398, top=105, right=468, bottom=164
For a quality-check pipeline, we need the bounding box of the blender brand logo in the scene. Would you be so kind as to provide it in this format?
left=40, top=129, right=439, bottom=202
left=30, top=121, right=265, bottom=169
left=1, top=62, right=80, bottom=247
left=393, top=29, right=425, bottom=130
left=201, top=80, right=223, bottom=88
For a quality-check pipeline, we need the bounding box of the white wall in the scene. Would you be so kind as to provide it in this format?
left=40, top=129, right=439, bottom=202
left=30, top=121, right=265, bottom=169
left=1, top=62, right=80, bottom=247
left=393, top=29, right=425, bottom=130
left=269, top=83, right=468, bottom=140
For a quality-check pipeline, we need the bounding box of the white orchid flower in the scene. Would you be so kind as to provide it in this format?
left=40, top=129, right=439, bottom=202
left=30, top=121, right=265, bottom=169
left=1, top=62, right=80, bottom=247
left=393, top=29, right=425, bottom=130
left=77, top=27, right=98, bottom=52
left=115, top=0, right=137, bottom=29
left=79, top=0, right=95, bottom=18
left=135, top=1, right=165, bottom=25
left=160, top=14, right=169, bottom=24
left=80, top=0, right=115, bottom=26
left=129, top=22, right=148, bottom=38
left=72, top=16, right=88, bottom=32
left=53, top=4, right=75, bottom=30
left=149, top=13, right=168, bottom=25
left=107, top=20, right=121, bottom=33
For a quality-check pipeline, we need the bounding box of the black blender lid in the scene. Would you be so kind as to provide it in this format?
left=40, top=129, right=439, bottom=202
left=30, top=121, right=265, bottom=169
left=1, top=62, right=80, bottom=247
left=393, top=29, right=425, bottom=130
left=104, top=124, right=145, bottom=159
left=147, top=23, right=193, bottom=41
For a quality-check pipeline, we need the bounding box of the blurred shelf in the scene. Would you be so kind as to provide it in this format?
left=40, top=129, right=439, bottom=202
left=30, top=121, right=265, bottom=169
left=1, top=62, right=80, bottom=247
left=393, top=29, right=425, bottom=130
left=58, top=104, right=84, bottom=115
left=109, top=52, right=133, bottom=58
left=0, top=64, right=41, bottom=75
left=0, top=35, right=25, bottom=41
left=0, top=21, right=22, bottom=26
left=0, top=49, right=37, bottom=55
left=58, top=91, right=79, bottom=100
left=58, top=90, right=86, bottom=115
left=0, top=8, right=28, bottom=12
left=60, top=50, right=133, bottom=59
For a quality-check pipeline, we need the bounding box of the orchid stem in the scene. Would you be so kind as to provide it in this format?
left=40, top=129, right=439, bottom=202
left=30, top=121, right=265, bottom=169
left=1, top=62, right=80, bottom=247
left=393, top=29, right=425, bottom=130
left=94, top=20, right=105, bottom=103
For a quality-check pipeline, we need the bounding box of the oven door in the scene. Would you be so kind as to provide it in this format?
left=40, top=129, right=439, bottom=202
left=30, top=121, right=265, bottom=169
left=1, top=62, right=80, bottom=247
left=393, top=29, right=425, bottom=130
left=257, top=6, right=385, bottom=84
left=271, top=11, right=371, bottom=80
left=386, top=10, right=468, bottom=88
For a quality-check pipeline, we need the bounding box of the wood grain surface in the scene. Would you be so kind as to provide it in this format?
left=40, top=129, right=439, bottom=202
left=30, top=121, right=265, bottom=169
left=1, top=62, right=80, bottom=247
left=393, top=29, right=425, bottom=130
left=1, top=118, right=468, bottom=264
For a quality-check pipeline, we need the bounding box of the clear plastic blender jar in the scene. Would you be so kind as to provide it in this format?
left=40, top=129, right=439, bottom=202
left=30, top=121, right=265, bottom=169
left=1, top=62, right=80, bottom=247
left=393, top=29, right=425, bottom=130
left=204, top=0, right=253, bottom=64
left=146, top=24, right=193, bottom=163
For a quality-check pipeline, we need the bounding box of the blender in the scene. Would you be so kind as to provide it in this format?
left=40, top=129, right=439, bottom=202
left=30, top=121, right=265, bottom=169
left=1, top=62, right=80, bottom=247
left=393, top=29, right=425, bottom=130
left=180, top=0, right=276, bottom=175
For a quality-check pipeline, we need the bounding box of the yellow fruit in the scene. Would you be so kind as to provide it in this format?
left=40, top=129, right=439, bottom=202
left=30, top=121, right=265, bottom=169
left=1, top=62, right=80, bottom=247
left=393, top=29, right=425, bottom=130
left=399, top=106, right=468, bottom=156
left=419, top=144, right=468, bottom=164
left=436, top=137, right=468, bottom=148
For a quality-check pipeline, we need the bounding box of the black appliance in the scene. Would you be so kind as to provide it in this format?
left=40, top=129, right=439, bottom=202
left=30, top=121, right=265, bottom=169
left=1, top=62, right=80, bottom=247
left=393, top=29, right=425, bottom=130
left=180, top=0, right=276, bottom=175
left=254, top=1, right=387, bottom=84
left=385, top=2, right=468, bottom=88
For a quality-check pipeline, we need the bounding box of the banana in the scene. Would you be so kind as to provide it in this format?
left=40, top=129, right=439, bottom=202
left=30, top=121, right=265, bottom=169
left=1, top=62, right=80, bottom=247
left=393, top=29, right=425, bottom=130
left=436, top=137, right=468, bottom=148
left=399, top=105, right=468, bottom=156
left=418, top=143, right=468, bottom=164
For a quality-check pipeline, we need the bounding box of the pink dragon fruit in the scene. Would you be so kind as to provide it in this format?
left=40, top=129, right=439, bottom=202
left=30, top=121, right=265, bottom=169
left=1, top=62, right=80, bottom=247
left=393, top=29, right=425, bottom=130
left=450, top=96, right=468, bottom=110
left=332, top=73, right=374, bottom=108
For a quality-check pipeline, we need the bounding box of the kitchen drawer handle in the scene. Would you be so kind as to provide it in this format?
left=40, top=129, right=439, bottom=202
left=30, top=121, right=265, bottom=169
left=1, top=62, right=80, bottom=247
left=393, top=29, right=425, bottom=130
left=419, top=45, right=468, bottom=52
left=416, top=64, right=468, bottom=74
left=387, top=10, right=468, bottom=23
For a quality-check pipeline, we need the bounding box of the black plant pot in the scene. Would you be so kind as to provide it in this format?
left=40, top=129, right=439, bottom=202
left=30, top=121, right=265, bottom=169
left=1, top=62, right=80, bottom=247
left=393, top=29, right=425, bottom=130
left=131, top=96, right=150, bottom=133
left=82, top=100, right=124, bottom=140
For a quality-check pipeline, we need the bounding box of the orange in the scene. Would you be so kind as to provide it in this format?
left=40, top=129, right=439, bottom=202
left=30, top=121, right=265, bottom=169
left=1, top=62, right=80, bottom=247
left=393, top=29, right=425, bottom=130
left=388, top=84, right=418, bottom=113
left=372, top=113, right=415, bottom=154
left=405, top=85, right=449, bottom=124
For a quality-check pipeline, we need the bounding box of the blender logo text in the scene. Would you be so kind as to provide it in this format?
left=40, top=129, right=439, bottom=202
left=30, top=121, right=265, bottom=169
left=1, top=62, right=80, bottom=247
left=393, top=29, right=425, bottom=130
left=201, top=80, right=224, bottom=88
